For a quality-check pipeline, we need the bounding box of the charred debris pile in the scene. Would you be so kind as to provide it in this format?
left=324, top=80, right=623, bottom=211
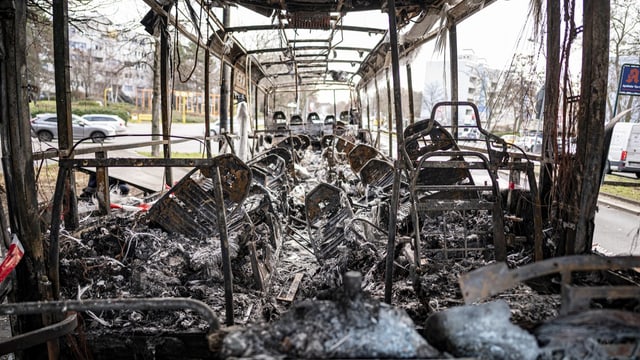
left=51, top=121, right=640, bottom=359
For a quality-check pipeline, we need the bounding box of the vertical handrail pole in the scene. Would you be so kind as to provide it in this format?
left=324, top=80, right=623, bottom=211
left=212, top=167, right=234, bottom=325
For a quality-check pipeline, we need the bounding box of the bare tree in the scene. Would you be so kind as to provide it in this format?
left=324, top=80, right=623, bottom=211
left=490, top=54, right=541, bottom=133
left=420, top=81, right=445, bottom=118
left=25, top=6, right=54, bottom=99
left=27, top=1, right=158, bottom=102
left=464, top=64, right=504, bottom=130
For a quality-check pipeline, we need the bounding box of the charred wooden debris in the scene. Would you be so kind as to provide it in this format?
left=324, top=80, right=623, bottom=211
left=2, top=113, right=640, bottom=359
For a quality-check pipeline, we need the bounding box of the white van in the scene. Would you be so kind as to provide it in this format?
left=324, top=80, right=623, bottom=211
left=606, top=122, right=640, bottom=177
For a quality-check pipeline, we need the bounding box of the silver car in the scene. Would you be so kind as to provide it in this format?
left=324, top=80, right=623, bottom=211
left=30, top=113, right=116, bottom=143
left=81, top=114, right=128, bottom=134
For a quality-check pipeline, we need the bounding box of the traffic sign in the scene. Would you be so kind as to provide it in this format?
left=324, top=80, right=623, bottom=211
left=618, top=64, right=640, bottom=96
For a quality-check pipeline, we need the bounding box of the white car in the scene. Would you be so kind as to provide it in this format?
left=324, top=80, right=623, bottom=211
left=82, top=114, right=128, bottom=134
left=518, top=134, right=543, bottom=152
left=30, top=113, right=116, bottom=143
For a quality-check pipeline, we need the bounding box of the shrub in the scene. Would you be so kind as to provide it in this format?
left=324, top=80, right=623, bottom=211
left=30, top=100, right=134, bottom=124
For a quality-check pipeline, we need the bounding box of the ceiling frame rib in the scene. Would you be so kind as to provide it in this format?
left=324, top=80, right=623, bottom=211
left=225, top=24, right=387, bottom=34
left=246, top=45, right=372, bottom=55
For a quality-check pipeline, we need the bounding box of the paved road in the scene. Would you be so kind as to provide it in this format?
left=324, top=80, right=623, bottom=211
left=594, top=196, right=640, bottom=255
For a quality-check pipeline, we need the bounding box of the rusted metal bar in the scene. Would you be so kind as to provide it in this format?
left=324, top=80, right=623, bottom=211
left=60, top=157, right=240, bottom=168
left=32, top=138, right=174, bottom=161
left=248, top=242, right=265, bottom=291
left=415, top=199, right=494, bottom=211
left=219, top=6, right=231, bottom=151
left=0, top=312, right=77, bottom=355
left=160, top=16, right=172, bottom=186
left=415, top=160, right=497, bottom=169
left=386, top=0, right=404, bottom=157
left=406, top=63, right=415, bottom=125
left=230, top=67, right=237, bottom=134
left=0, top=298, right=220, bottom=331
left=205, top=40, right=212, bottom=158
left=385, top=68, right=392, bottom=157
left=49, top=165, right=70, bottom=300
left=53, top=0, right=72, bottom=153
left=366, top=83, right=371, bottom=131
left=212, top=166, right=234, bottom=326
left=384, top=161, right=401, bottom=304
left=95, top=150, right=110, bottom=215
left=449, top=25, right=459, bottom=141
left=51, top=0, right=79, bottom=232
left=374, top=74, right=381, bottom=149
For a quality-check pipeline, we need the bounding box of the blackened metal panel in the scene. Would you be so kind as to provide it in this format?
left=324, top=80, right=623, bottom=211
left=146, top=154, right=252, bottom=239
left=305, top=183, right=354, bottom=261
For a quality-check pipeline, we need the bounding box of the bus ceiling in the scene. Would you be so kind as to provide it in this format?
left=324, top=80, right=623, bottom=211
left=142, top=0, right=493, bottom=92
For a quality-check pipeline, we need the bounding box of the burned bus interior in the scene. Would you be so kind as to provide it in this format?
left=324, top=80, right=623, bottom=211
left=0, top=0, right=639, bottom=358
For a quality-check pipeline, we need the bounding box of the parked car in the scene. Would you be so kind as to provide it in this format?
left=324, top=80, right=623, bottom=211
left=82, top=114, right=128, bottom=134
left=516, top=131, right=543, bottom=152
left=606, top=122, right=640, bottom=177
left=30, top=113, right=116, bottom=143
left=459, top=126, right=480, bottom=140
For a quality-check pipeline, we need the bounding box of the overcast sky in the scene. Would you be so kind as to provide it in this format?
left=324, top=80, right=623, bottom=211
left=411, top=0, right=539, bottom=81
left=457, top=0, right=536, bottom=69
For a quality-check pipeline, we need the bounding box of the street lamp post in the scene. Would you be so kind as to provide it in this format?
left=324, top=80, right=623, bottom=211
left=104, top=87, right=112, bottom=106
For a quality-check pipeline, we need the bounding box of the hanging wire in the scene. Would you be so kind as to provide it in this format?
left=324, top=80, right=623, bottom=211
left=174, top=0, right=204, bottom=83
left=549, top=0, right=578, bottom=220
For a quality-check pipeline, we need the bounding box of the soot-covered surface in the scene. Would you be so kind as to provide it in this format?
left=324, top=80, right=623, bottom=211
left=53, top=143, right=639, bottom=359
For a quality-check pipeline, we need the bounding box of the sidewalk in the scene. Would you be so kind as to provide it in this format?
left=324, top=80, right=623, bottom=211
left=598, top=192, right=640, bottom=216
